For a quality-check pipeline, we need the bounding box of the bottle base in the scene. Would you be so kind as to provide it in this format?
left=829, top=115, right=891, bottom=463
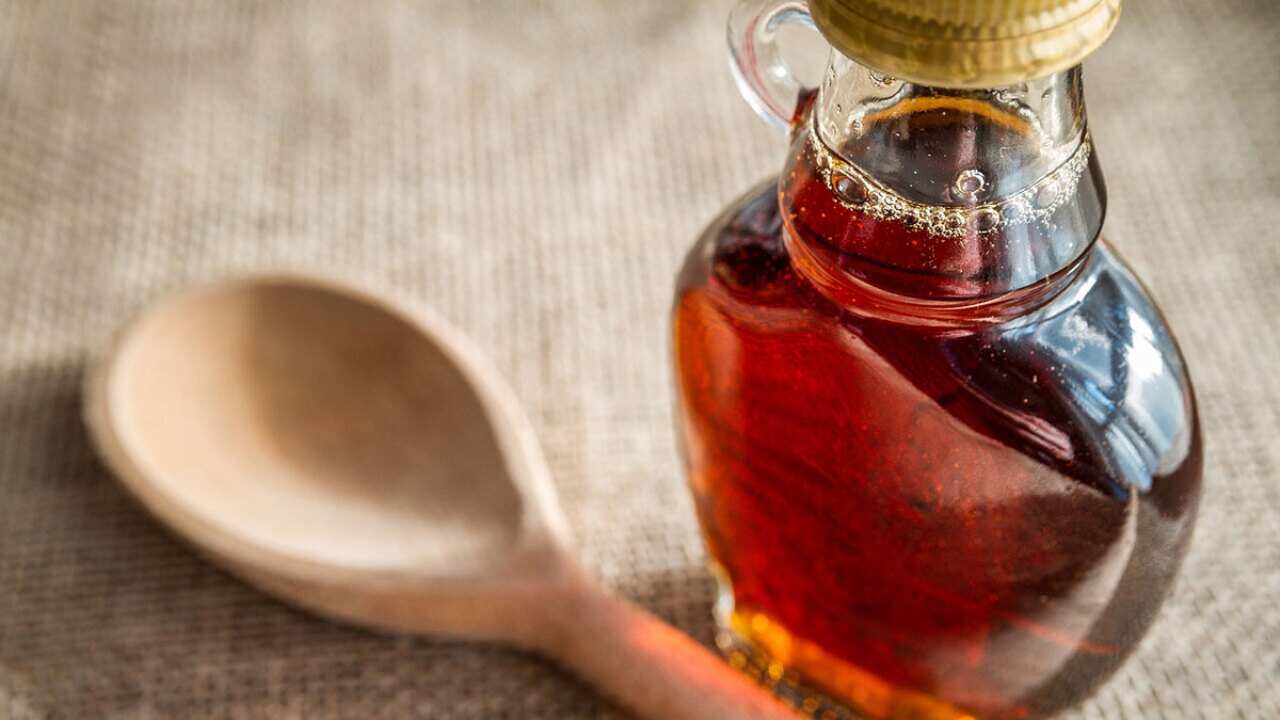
left=712, top=568, right=981, bottom=720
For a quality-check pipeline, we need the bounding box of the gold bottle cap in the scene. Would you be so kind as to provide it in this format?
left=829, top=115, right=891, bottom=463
left=809, top=0, right=1121, bottom=88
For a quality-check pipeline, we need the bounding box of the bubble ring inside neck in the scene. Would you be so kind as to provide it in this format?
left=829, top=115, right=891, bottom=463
left=808, top=118, right=1092, bottom=240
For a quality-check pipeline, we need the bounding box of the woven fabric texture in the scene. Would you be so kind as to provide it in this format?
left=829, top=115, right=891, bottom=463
left=1, top=1, right=1277, bottom=717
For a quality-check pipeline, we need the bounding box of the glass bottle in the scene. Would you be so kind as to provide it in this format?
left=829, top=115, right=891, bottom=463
left=671, top=1, right=1202, bottom=718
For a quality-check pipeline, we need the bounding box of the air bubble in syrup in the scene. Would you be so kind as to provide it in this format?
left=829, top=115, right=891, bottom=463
left=1036, top=181, right=1061, bottom=209
left=832, top=172, right=868, bottom=206
left=1002, top=201, right=1029, bottom=223
left=970, top=208, right=1000, bottom=233
left=952, top=169, right=989, bottom=202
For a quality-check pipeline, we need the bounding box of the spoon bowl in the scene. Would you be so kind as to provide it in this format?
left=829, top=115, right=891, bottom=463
left=85, top=276, right=797, bottom=720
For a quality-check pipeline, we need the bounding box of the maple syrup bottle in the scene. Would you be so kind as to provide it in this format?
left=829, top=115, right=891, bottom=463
left=673, top=2, right=1201, bottom=718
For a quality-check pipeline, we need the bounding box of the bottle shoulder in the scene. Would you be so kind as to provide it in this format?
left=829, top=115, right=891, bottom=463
left=675, top=179, right=831, bottom=325
left=999, top=242, right=1200, bottom=502
left=676, top=181, right=1199, bottom=507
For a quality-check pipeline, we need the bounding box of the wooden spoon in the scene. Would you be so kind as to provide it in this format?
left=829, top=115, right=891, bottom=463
left=83, top=276, right=798, bottom=720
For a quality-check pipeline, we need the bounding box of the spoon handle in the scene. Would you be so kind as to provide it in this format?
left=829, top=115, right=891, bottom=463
left=545, top=584, right=802, bottom=720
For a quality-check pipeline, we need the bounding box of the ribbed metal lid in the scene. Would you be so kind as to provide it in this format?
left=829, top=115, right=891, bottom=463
left=809, top=0, right=1121, bottom=88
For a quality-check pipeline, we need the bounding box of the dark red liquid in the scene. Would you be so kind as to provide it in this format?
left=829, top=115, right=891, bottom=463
left=673, top=116, right=1200, bottom=719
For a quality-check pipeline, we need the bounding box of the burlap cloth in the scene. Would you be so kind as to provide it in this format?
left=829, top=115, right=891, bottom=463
left=1, top=1, right=1276, bottom=717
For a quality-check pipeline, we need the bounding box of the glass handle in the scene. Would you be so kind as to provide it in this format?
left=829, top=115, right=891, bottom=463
left=728, top=0, right=821, bottom=131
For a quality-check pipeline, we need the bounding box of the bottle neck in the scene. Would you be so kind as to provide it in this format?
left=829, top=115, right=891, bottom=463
left=817, top=58, right=1091, bottom=204
left=782, top=58, right=1106, bottom=325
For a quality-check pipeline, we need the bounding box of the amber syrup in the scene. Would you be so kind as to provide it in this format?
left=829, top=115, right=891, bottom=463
left=673, top=107, right=1200, bottom=719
